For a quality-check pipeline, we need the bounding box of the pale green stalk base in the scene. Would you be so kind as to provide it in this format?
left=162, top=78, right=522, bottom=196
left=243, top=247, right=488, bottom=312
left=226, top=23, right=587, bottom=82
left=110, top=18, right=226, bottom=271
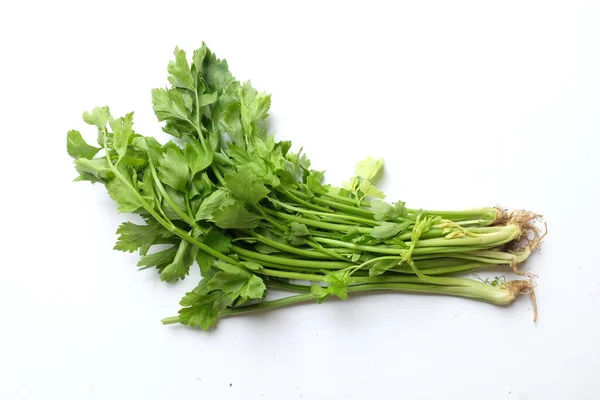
left=161, top=279, right=535, bottom=325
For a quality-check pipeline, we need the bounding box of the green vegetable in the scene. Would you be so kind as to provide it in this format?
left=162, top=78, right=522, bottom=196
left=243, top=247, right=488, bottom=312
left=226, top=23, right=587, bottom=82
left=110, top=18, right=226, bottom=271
left=67, top=44, right=545, bottom=330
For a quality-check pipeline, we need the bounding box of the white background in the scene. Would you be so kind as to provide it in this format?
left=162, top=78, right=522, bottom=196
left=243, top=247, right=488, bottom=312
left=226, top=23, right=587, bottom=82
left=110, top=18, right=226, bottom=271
left=1, top=1, right=599, bottom=399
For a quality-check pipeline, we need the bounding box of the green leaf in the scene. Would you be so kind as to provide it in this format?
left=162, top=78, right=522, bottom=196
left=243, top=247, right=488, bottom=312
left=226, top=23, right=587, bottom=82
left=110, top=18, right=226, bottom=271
left=138, top=170, right=158, bottom=209
left=208, top=270, right=248, bottom=294
left=114, top=220, right=172, bottom=255
left=83, top=106, right=112, bottom=146
left=160, top=239, right=197, bottom=282
left=240, top=261, right=262, bottom=271
left=371, top=199, right=408, bottom=221
left=355, top=157, right=384, bottom=181
left=67, top=130, right=100, bottom=159
left=224, top=169, right=270, bottom=204
left=188, top=172, right=214, bottom=201
left=137, top=245, right=179, bottom=270
left=191, top=45, right=208, bottom=78
left=195, top=189, right=235, bottom=220
left=310, top=284, right=329, bottom=303
left=83, top=106, right=111, bottom=130
left=305, top=170, right=327, bottom=195
left=240, top=82, right=271, bottom=137
left=193, top=43, right=236, bottom=93
left=288, top=222, right=310, bottom=245
left=179, top=281, right=210, bottom=307
left=239, top=275, right=267, bottom=299
left=161, top=186, right=188, bottom=221
left=410, top=214, right=435, bottom=249
left=205, top=229, right=232, bottom=253
left=73, top=158, right=113, bottom=182
left=358, top=180, right=385, bottom=199
left=178, top=293, right=229, bottom=330
left=220, top=102, right=244, bottom=145
left=198, top=92, right=218, bottom=107
left=167, top=47, right=195, bottom=91
left=340, top=227, right=370, bottom=245
left=158, top=145, right=190, bottom=192
left=368, top=258, right=400, bottom=277
left=120, top=147, right=148, bottom=168
left=323, top=270, right=351, bottom=300
left=109, top=112, right=134, bottom=162
left=370, top=222, right=404, bottom=240
left=184, top=140, right=213, bottom=176
left=255, top=242, right=280, bottom=254
left=212, top=203, right=262, bottom=229
left=152, top=88, right=192, bottom=123
left=162, top=119, right=195, bottom=139
left=196, top=229, right=233, bottom=275
left=106, top=178, right=143, bottom=213
left=208, top=262, right=266, bottom=300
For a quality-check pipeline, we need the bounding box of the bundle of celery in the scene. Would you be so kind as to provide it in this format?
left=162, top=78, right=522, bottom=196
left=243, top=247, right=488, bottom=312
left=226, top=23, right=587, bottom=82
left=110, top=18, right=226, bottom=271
left=67, top=44, right=545, bottom=330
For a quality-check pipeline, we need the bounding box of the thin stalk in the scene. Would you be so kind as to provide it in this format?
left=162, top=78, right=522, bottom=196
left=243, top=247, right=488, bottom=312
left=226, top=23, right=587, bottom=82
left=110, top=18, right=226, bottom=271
left=286, top=188, right=375, bottom=218
left=297, top=187, right=498, bottom=224
left=414, top=225, right=519, bottom=248
left=256, top=268, right=325, bottom=281
left=147, top=158, right=199, bottom=228
left=212, top=280, right=526, bottom=318
left=211, top=165, right=226, bottom=186
left=240, top=256, right=337, bottom=273
left=304, top=240, right=350, bottom=261
left=269, top=197, right=378, bottom=226
left=232, top=246, right=353, bottom=269
left=276, top=187, right=332, bottom=213
left=240, top=231, right=333, bottom=259
left=392, top=261, right=493, bottom=275
left=411, top=208, right=498, bottom=223
left=265, top=280, right=312, bottom=293
left=264, top=209, right=372, bottom=234
left=313, top=237, right=493, bottom=256
left=253, top=206, right=287, bottom=232
left=162, top=279, right=534, bottom=324
left=307, top=230, right=344, bottom=239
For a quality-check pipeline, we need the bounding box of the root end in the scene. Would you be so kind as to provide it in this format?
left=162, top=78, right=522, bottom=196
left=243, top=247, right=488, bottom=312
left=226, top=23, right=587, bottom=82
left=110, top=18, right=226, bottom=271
left=506, top=280, right=538, bottom=322
left=506, top=210, right=547, bottom=252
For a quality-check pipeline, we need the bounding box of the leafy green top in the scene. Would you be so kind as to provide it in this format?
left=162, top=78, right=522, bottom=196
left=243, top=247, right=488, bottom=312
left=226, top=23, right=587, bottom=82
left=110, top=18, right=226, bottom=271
left=66, top=44, right=419, bottom=330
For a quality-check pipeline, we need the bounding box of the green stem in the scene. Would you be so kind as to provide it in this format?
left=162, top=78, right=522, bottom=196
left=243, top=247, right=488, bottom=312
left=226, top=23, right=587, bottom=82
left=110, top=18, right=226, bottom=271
left=286, top=188, right=375, bottom=218
left=213, top=279, right=521, bottom=319
left=276, top=187, right=332, bottom=213
left=264, top=209, right=372, bottom=234
left=414, top=225, right=519, bottom=248
left=307, top=229, right=343, bottom=240
left=412, top=208, right=498, bottom=223
left=320, top=192, right=498, bottom=225
left=161, top=316, right=181, bottom=325
left=148, top=158, right=199, bottom=228
left=397, top=262, right=492, bottom=276
left=312, top=225, right=519, bottom=253
left=218, top=292, right=316, bottom=317
left=240, top=231, right=333, bottom=259
left=211, top=165, right=226, bottom=186
left=194, top=91, right=206, bottom=146
left=257, top=268, right=325, bottom=281
left=265, top=280, right=312, bottom=293
left=270, top=197, right=378, bottom=226
left=304, top=240, right=349, bottom=261
left=240, top=256, right=334, bottom=273
left=232, top=246, right=353, bottom=269
left=254, top=206, right=287, bottom=232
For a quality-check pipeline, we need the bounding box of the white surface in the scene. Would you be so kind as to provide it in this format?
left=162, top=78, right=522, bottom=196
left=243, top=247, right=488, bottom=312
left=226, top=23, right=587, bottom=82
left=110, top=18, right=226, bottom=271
left=1, top=1, right=599, bottom=399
